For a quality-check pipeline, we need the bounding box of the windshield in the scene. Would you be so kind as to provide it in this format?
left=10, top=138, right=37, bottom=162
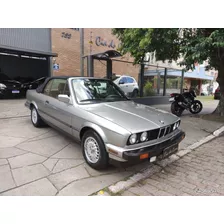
left=72, top=78, right=128, bottom=104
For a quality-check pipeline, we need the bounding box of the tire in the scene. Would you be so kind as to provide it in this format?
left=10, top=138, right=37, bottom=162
left=171, top=102, right=184, bottom=117
left=189, top=100, right=203, bottom=114
left=31, top=106, right=45, bottom=127
left=81, top=130, right=109, bottom=170
left=132, top=89, right=138, bottom=98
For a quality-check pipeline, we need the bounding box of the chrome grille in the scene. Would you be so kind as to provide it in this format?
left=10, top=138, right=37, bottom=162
left=158, top=125, right=172, bottom=139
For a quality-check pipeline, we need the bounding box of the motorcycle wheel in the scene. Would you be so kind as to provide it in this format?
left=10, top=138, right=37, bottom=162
left=189, top=100, right=203, bottom=114
left=171, top=102, right=184, bottom=117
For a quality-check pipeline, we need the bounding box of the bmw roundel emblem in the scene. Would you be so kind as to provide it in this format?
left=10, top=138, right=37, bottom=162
left=159, top=120, right=164, bottom=124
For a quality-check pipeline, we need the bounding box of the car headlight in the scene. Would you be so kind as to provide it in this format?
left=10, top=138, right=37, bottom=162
left=173, top=123, right=177, bottom=131
left=140, top=132, right=148, bottom=142
left=129, top=134, right=137, bottom=144
left=0, top=83, right=6, bottom=89
left=176, top=121, right=180, bottom=128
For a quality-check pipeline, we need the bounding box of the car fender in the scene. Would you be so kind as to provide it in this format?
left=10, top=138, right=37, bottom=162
left=29, top=100, right=39, bottom=110
left=80, top=121, right=108, bottom=143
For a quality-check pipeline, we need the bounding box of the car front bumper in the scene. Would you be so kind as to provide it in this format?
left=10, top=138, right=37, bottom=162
left=106, top=130, right=185, bottom=164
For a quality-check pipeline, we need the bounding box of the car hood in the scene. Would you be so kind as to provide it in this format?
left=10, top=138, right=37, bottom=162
left=82, top=101, right=179, bottom=133
left=0, top=80, right=21, bottom=85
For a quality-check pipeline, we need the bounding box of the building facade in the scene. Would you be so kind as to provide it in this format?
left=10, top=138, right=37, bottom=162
left=144, top=52, right=217, bottom=95
left=51, top=28, right=139, bottom=81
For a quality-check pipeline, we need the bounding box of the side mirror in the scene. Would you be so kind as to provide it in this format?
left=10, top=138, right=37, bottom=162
left=58, top=94, right=70, bottom=104
left=119, top=81, right=124, bottom=85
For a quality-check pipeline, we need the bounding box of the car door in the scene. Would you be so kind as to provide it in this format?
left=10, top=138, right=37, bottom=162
left=118, top=77, right=128, bottom=94
left=126, top=77, right=136, bottom=93
left=38, top=79, right=54, bottom=121
left=46, top=79, right=73, bottom=135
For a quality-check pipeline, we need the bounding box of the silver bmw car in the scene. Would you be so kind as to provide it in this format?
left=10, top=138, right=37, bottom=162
left=25, top=76, right=185, bottom=170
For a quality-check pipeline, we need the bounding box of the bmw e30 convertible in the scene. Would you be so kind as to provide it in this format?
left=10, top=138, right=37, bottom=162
left=25, top=76, right=185, bottom=170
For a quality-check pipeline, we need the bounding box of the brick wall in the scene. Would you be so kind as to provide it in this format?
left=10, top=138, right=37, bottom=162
left=51, top=28, right=139, bottom=81
left=51, top=28, right=81, bottom=76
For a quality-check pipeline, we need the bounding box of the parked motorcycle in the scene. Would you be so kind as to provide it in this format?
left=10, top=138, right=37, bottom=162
left=169, top=90, right=203, bottom=116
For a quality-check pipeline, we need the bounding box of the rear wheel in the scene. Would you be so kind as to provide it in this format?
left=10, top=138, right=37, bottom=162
left=31, top=106, right=45, bottom=127
left=81, top=130, right=109, bottom=170
left=189, top=100, right=203, bottom=114
left=132, top=89, right=138, bottom=98
left=171, top=102, right=184, bottom=117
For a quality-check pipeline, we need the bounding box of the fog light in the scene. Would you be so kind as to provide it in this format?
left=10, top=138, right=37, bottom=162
left=129, top=134, right=137, bottom=144
left=140, top=132, right=148, bottom=142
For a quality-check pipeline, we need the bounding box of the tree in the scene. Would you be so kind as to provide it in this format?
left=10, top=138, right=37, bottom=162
left=112, top=28, right=224, bottom=116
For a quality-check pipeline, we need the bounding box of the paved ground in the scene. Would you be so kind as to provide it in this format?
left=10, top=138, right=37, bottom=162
left=0, top=99, right=29, bottom=119
left=0, top=98, right=223, bottom=195
left=120, top=135, right=224, bottom=196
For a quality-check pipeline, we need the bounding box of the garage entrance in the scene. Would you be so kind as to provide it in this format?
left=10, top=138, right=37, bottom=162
left=0, top=47, right=57, bottom=98
left=0, top=47, right=57, bottom=82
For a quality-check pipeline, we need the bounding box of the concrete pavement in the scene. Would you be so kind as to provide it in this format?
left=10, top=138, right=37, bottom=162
left=0, top=98, right=223, bottom=196
left=0, top=99, right=29, bottom=119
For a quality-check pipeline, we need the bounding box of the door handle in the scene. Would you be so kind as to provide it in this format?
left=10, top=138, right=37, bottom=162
left=45, top=100, right=49, bottom=105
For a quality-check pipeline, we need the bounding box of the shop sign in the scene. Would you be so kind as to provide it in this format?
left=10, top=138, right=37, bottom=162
left=61, top=32, right=72, bottom=39
left=95, top=36, right=116, bottom=48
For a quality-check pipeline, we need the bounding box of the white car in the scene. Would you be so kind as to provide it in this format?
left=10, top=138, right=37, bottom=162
left=113, top=75, right=139, bottom=97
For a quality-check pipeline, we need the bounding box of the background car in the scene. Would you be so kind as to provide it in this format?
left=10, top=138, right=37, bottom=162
left=21, top=77, right=47, bottom=96
left=0, top=73, right=22, bottom=98
left=113, top=75, right=139, bottom=97
left=214, top=86, right=221, bottom=100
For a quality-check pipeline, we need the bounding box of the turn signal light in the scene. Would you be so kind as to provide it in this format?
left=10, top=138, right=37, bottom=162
left=108, top=148, right=118, bottom=155
left=140, top=153, right=149, bottom=160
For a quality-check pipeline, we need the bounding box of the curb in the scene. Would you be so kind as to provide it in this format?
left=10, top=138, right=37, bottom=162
left=97, top=125, right=224, bottom=196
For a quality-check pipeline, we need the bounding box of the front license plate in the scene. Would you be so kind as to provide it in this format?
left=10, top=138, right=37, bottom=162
left=162, top=144, right=178, bottom=159
left=169, top=97, right=174, bottom=102
left=150, top=156, right=157, bottom=163
left=12, top=90, right=20, bottom=94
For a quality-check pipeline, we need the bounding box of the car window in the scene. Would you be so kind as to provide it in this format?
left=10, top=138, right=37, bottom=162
left=43, top=80, right=54, bottom=96
left=49, top=79, right=67, bottom=99
left=127, top=77, right=134, bottom=83
left=64, top=82, right=71, bottom=96
left=120, top=77, right=127, bottom=84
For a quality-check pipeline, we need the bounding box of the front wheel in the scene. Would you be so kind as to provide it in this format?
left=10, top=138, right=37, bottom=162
left=132, top=89, right=138, bottom=98
left=81, top=130, right=109, bottom=170
left=189, top=100, right=203, bottom=114
left=31, top=107, right=45, bottom=127
left=171, top=102, right=184, bottom=117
